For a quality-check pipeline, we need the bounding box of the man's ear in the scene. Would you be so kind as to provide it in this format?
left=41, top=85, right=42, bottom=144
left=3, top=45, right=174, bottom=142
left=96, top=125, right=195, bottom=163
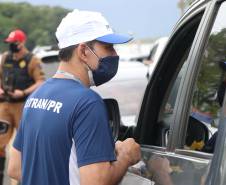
left=76, top=43, right=89, bottom=62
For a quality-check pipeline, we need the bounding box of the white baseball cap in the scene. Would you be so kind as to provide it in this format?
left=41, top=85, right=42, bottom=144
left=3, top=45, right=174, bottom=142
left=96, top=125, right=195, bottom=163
left=56, top=9, right=133, bottom=49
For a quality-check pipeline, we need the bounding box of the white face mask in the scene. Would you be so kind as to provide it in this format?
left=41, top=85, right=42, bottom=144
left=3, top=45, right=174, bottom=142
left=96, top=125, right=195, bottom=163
left=87, top=70, right=95, bottom=86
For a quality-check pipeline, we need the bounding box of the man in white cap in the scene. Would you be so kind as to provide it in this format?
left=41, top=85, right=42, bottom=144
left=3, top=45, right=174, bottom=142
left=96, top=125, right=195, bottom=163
left=7, top=10, right=141, bottom=185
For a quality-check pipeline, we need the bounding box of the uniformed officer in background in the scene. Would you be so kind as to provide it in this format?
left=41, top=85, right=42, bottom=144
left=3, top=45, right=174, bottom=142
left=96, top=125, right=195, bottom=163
left=0, top=29, right=45, bottom=184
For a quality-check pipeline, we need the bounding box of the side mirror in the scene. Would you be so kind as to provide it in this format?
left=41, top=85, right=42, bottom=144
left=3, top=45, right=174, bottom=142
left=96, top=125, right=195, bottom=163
left=103, top=98, right=120, bottom=142
left=185, top=116, right=209, bottom=150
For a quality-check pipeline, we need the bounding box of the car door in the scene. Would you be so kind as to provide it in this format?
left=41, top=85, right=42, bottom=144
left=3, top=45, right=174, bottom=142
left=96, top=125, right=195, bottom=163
left=121, top=0, right=226, bottom=184
left=200, top=2, right=226, bottom=185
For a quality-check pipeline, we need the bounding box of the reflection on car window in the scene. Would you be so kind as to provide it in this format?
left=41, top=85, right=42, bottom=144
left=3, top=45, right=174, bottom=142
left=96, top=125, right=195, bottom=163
left=187, top=2, right=226, bottom=153
left=205, top=2, right=226, bottom=185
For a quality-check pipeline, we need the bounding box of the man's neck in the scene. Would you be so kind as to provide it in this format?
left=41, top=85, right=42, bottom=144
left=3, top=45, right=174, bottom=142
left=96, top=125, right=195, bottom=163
left=54, top=60, right=90, bottom=87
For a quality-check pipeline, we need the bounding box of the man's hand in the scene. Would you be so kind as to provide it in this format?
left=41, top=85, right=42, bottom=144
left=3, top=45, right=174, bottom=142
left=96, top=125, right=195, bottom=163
left=8, top=89, right=25, bottom=99
left=79, top=139, right=140, bottom=185
left=115, top=138, right=141, bottom=166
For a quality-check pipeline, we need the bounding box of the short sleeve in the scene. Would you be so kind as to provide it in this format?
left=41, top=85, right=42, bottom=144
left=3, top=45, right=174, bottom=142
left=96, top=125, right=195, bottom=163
left=13, top=121, right=23, bottom=151
left=0, top=52, right=8, bottom=79
left=72, top=100, right=116, bottom=167
left=28, top=56, right=45, bottom=81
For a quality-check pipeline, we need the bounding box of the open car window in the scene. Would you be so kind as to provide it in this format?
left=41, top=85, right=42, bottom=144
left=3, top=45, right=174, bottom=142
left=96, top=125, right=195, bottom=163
left=154, top=12, right=204, bottom=147
left=202, top=2, right=226, bottom=185
left=185, top=1, right=226, bottom=154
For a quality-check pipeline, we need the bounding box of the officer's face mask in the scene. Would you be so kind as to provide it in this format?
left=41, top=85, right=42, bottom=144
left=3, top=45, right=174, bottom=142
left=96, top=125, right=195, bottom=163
left=9, top=42, right=20, bottom=53
left=86, top=46, right=119, bottom=86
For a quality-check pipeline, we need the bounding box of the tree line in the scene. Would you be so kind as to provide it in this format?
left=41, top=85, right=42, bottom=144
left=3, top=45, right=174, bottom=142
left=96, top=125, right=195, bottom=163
left=0, top=2, right=70, bottom=52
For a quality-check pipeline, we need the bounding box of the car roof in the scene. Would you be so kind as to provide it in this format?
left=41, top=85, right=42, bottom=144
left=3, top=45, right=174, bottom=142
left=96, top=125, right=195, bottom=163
left=177, top=0, right=210, bottom=25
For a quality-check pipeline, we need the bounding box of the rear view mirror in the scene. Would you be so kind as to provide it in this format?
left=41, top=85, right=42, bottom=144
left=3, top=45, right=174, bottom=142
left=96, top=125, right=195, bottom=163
left=103, top=98, right=120, bottom=141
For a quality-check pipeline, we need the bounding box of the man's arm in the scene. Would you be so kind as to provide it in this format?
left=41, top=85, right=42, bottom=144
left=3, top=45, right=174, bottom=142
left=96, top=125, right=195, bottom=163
left=79, top=138, right=141, bottom=185
left=7, top=147, right=21, bottom=181
left=0, top=53, right=7, bottom=97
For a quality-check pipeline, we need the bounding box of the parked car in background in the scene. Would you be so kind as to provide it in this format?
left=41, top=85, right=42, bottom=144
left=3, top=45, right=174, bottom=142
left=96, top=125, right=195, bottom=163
left=144, top=37, right=168, bottom=78
left=129, top=37, right=168, bottom=79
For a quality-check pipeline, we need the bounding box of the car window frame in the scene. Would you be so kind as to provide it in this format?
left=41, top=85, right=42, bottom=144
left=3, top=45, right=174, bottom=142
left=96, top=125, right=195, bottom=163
left=122, top=1, right=226, bottom=184
left=135, top=0, right=219, bottom=154
left=201, top=1, right=226, bottom=184
left=135, top=5, right=207, bottom=146
left=171, top=0, right=221, bottom=151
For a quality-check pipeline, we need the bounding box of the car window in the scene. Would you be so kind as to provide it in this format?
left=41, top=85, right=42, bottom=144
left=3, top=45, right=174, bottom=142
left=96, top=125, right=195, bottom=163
left=136, top=9, right=205, bottom=147
left=185, top=2, right=226, bottom=154
left=156, top=12, right=204, bottom=147
left=200, top=2, right=226, bottom=185
left=160, top=2, right=226, bottom=153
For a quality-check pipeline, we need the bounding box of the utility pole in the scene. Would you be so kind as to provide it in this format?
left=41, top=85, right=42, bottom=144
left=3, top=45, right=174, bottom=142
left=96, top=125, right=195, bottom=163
left=178, top=0, right=195, bottom=16
left=177, top=0, right=186, bottom=16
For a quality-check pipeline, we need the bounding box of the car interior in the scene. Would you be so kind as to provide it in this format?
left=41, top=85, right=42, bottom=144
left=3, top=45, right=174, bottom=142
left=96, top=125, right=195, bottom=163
left=103, top=98, right=120, bottom=142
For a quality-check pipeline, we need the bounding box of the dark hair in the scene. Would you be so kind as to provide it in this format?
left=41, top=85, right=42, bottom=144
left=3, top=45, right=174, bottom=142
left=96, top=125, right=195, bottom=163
left=58, top=40, right=96, bottom=62
left=58, top=45, right=78, bottom=62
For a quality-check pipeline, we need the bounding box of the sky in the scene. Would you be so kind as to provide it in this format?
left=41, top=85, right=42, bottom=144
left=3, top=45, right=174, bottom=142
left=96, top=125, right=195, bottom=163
left=3, top=0, right=182, bottom=39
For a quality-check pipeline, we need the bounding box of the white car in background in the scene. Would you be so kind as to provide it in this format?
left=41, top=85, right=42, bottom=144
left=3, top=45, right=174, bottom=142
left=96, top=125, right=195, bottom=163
left=34, top=47, right=148, bottom=126
left=128, top=37, right=169, bottom=79
left=144, top=37, right=168, bottom=78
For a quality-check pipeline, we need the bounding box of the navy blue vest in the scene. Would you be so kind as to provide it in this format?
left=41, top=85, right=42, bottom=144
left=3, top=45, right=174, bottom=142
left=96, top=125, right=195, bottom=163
left=1, top=53, right=34, bottom=102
